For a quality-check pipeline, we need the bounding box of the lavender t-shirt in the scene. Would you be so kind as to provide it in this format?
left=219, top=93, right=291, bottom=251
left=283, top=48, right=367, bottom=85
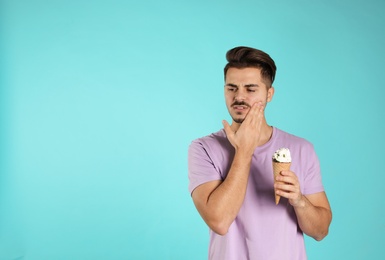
left=188, top=127, right=324, bottom=260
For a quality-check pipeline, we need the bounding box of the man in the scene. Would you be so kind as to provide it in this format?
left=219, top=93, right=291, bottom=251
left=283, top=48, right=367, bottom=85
left=188, top=46, right=332, bottom=259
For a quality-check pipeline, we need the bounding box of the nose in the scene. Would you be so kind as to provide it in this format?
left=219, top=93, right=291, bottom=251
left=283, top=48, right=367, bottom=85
left=234, top=89, right=245, bottom=101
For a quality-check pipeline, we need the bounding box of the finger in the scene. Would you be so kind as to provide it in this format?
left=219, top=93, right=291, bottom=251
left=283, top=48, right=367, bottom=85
left=222, top=120, right=234, bottom=140
left=276, top=175, right=296, bottom=185
left=277, top=171, right=297, bottom=181
left=243, top=102, right=264, bottom=126
left=275, top=183, right=298, bottom=193
left=275, top=189, right=300, bottom=203
left=222, top=119, right=231, bottom=133
left=280, top=170, right=295, bottom=176
left=249, top=102, right=263, bottom=116
left=276, top=190, right=298, bottom=201
left=255, top=105, right=264, bottom=128
left=276, top=188, right=302, bottom=202
left=275, top=174, right=298, bottom=187
left=239, top=103, right=258, bottom=125
left=252, top=102, right=265, bottom=125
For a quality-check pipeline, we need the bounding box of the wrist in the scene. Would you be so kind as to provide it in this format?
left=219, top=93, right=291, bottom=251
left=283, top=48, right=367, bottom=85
left=292, top=195, right=306, bottom=209
left=234, top=146, right=255, bottom=159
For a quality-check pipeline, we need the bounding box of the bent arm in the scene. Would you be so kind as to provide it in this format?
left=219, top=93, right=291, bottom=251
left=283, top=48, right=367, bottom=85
left=191, top=150, right=252, bottom=235
left=191, top=102, right=265, bottom=235
left=293, top=192, right=332, bottom=241
left=275, top=165, right=332, bottom=241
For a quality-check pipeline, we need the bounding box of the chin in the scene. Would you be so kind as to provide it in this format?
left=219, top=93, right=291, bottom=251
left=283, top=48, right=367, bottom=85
left=233, top=117, right=245, bottom=124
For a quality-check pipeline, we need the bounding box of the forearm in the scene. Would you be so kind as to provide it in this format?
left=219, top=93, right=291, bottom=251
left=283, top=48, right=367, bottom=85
left=194, top=107, right=265, bottom=235
left=294, top=195, right=332, bottom=241
left=204, top=151, right=252, bottom=234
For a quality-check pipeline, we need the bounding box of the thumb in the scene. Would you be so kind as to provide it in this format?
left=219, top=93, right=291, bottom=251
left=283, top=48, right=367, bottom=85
left=222, top=120, right=238, bottom=149
left=222, top=120, right=234, bottom=139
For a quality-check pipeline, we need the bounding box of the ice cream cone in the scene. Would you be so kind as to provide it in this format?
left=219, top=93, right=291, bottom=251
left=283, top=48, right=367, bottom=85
left=272, top=161, right=291, bottom=204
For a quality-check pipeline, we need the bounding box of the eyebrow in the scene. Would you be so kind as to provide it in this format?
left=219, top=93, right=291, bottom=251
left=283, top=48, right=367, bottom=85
left=225, top=83, right=259, bottom=88
left=245, top=84, right=259, bottom=88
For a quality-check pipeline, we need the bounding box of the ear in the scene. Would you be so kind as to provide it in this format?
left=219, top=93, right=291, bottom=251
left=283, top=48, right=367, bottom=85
left=267, top=86, right=275, bottom=102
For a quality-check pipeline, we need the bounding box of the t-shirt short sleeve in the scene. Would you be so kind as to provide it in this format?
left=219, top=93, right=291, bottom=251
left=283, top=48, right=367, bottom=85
left=302, top=142, right=324, bottom=195
left=188, top=140, right=223, bottom=194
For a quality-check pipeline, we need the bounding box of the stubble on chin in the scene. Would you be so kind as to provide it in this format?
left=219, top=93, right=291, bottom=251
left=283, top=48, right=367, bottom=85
left=232, top=116, right=245, bottom=124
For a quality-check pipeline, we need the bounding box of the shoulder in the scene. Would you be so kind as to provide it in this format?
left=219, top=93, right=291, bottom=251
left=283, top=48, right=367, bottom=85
left=274, top=127, right=314, bottom=149
left=188, top=129, right=233, bottom=168
left=189, top=129, right=228, bottom=151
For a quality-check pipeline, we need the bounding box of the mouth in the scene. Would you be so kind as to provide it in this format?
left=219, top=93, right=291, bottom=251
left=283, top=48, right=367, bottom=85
left=231, top=101, right=250, bottom=113
left=232, top=105, right=249, bottom=111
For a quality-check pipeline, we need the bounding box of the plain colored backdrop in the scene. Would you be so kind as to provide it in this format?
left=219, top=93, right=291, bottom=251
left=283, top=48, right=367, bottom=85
left=1, top=0, right=384, bottom=259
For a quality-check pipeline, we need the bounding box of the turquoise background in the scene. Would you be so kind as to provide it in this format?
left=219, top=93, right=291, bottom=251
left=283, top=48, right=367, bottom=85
left=1, top=0, right=384, bottom=259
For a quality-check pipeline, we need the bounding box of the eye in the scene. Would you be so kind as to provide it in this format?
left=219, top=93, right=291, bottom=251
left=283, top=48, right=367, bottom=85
left=227, top=87, right=236, bottom=92
left=247, top=88, right=256, bottom=92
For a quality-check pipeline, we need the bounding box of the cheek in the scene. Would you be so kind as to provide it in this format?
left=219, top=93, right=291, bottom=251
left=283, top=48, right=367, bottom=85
left=249, top=95, right=269, bottom=106
left=224, top=96, right=232, bottom=106
left=250, top=94, right=264, bottom=103
left=225, top=93, right=234, bottom=102
left=258, top=92, right=270, bottom=103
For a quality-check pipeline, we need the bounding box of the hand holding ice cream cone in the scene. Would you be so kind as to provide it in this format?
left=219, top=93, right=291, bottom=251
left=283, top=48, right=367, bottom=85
left=272, top=148, right=291, bottom=204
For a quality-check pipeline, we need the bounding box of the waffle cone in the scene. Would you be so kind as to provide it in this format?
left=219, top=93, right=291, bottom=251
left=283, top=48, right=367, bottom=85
left=272, top=161, right=291, bottom=204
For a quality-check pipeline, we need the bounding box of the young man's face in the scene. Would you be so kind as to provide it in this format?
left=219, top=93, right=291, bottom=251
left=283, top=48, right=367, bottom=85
left=224, top=67, right=274, bottom=124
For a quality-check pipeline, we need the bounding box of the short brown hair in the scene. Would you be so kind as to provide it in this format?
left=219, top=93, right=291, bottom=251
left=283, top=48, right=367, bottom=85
left=224, top=46, right=277, bottom=86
